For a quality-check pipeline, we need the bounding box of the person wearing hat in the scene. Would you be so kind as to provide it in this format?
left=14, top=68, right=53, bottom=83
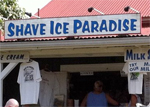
left=80, top=80, right=119, bottom=107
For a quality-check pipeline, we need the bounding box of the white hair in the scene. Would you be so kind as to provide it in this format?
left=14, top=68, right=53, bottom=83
left=5, top=99, right=19, bottom=107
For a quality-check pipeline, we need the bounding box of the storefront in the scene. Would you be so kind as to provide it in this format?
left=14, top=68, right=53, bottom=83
left=0, top=0, right=150, bottom=107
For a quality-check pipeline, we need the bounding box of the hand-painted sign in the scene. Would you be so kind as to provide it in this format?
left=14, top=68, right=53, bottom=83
left=80, top=71, right=94, bottom=76
left=128, top=61, right=150, bottom=72
left=5, top=14, right=141, bottom=39
left=124, top=48, right=150, bottom=61
left=0, top=52, right=29, bottom=63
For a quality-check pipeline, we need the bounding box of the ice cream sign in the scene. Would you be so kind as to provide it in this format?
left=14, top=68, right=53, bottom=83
left=0, top=52, right=29, bottom=63
left=5, top=14, right=141, bottom=39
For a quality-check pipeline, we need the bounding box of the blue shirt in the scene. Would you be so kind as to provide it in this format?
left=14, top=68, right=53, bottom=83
left=87, top=92, right=108, bottom=107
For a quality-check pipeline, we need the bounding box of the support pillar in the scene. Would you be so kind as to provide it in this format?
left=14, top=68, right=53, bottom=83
left=0, top=63, right=3, bottom=107
left=0, top=63, right=18, bottom=107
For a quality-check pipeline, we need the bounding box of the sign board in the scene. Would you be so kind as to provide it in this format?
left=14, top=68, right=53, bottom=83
left=0, top=52, right=29, bottom=63
left=124, top=48, right=150, bottom=62
left=5, top=14, right=141, bottom=39
left=128, top=61, right=150, bottom=72
left=80, top=71, right=94, bottom=76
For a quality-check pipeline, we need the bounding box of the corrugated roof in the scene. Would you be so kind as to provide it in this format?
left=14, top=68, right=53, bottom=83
left=35, top=0, right=150, bottom=18
left=1, top=34, right=150, bottom=42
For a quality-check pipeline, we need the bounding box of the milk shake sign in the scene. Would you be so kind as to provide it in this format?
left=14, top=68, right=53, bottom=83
left=125, top=49, right=150, bottom=72
left=125, top=49, right=150, bottom=61
left=5, top=14, right=141, bottom=39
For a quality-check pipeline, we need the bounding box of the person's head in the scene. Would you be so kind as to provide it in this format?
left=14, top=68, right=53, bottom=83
left=5, top=99, right=19, bottom=107
left=93, top=80, right=103, bottom=93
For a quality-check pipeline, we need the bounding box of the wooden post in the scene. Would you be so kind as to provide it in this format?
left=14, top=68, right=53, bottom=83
left=1, top=63, right=19, bottom=80
left=0, top=63, right=18, bottom=107
left=0, top=63, right=3, bottom=107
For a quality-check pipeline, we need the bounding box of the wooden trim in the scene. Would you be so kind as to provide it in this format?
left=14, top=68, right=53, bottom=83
left=1, top=37, right=150, bottom=51
left=60, top=63, right=124, bottom=72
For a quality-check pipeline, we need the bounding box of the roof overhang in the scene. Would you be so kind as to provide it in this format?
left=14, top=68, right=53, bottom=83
left=0, top=37, right=150, bottom=52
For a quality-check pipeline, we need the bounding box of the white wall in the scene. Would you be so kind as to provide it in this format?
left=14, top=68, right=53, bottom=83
left=54, top=72, right=67, bottom=106
left=60, top=63, right=125, bottom=72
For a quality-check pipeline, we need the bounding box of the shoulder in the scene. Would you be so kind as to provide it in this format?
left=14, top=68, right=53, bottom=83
left=131, top=94, right=138, bottom=101
left=86, top=92, right=93, bottom=97
left=135, top=94, right=140, bottom=98
left=83, top=93, right=90, bottom=100
left=32, top=61, right=38, bottom=64
left=104, top=92, right=108, bottom=96
left=105, top=93, right=111, bottom=99
left=87, top=92, right=93, bottom=95
left=134, top=95, right=141, bottom=102
left=132, top=94, right=138, bottom=98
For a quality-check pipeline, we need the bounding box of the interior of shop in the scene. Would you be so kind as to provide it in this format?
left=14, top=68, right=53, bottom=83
left=69, top=72, right=129, bottom=105
left=2, top=56, right=145, bottom=106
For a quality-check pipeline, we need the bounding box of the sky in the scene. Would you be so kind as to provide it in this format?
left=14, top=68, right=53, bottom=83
left=17, top=0, right=51, bottom=14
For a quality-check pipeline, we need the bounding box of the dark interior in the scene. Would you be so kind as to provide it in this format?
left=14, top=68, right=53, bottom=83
left=69, top=71, right=129, bottom=105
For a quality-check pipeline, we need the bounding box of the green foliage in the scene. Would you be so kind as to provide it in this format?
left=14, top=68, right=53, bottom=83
left=0, top=0, right=26, bottom=31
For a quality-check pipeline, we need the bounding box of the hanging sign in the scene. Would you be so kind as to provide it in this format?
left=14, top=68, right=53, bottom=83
left=0, top=52, right=29, bottom=63
left=124, top=48, right=150, bottom=62
left=5, top=14, right=141, bottom=39
left=80, top=71, right=94, bottom=76
left=128, top=61, right=150, bottom=72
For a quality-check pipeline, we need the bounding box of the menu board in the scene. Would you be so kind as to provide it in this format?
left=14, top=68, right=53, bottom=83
left=144, top=73, right=150, bottom=104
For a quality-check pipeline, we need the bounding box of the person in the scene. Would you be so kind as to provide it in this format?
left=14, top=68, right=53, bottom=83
left=5, top=98, right=19, bottom=107
left=80, top=80, right=119, bottom=107
left=128, top=94, right=141, bottom=107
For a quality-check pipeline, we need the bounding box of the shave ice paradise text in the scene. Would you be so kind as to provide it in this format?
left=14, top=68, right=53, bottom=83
left=5, top=14, right=141, bottom=39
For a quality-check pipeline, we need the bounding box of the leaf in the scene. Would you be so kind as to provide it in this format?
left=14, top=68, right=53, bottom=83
left=0, top=0, right=26, bottom=31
